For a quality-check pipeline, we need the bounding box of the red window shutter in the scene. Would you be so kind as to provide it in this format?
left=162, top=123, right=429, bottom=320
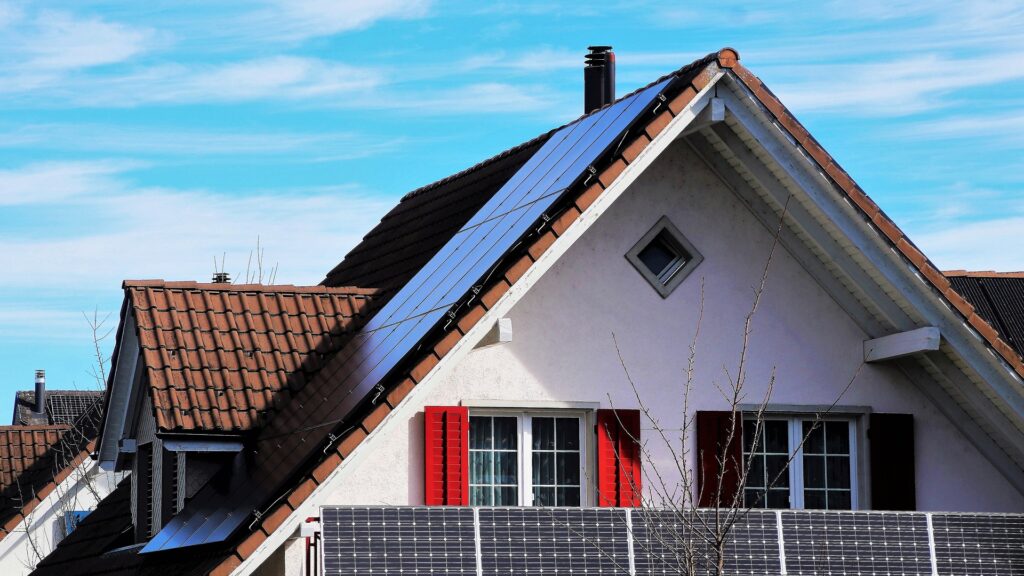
left=696, top=411, right=743, bottom=508
left=424, top=406, right=469, bottom=505
left=596, top=409, right=642, bottom=507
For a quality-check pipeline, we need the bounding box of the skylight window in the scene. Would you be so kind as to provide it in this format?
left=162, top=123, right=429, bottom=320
left=626, top=216, right=702, bottom=298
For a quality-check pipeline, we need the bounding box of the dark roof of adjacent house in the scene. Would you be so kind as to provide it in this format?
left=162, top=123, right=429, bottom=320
left=0, top=400, right=103, bottom=542
left=946, top=271, right=1024, bottom=359
left=13, top=390, right=103, bottom=426
left=37, top=47, right=1024, bottom=576
left=122, top=281, right=377, bottom=433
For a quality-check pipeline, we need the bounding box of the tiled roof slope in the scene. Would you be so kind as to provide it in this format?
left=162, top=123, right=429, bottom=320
left=946, top=271, right=1024, bottom=359
left=31, top=479, right=226, bottom=576
left=322, top=136, right=549, bottom=295
left=0, top=400, right=103, bottom=541
left=124, top=281, right=377, bottom=433
left=14, top=390, right=103, bottom=426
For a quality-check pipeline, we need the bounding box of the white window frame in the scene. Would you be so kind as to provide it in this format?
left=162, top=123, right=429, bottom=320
left=744, top=414, right=859, bottom=510
left=468, top=410, right=588, bottom=507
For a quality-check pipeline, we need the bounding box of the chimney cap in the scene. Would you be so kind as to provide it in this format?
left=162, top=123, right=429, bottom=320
left=212, top=272, right=231, bottom=283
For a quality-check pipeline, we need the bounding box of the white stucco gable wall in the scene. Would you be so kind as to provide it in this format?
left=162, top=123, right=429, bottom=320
left=320, top=138, right=1024, bottom=514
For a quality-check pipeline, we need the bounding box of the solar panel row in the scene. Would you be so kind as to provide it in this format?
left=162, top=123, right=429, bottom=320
left=320, top=508, right=1024, bottom=576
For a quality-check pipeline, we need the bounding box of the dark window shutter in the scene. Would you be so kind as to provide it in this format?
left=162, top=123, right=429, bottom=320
left=161, top=448, right=179, bottom=527
left=424, top=406, right=469, bottom=506
left=696, top=411, right=743, bottom=508
left=596, top=409, right=642, bottom=507
left=134, top=443, right=153, bottom=542
left=869, top=413, right=916, bottom=510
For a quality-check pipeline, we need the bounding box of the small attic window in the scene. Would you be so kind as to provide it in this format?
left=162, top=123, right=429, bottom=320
left=626, top=216, right=702, bottom=298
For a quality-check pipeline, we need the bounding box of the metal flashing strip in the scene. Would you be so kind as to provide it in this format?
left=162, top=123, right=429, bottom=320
left=926, top=512, right=939, bottom=576
left=473, top=507, right=483, bottom=576
left=775, top=509, right=787, bottom=576
left=625, top=508, right=636, bottom=576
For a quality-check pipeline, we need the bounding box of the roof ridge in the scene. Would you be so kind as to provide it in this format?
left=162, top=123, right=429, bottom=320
left=123, top=280, right=378, bottom=295
left=399, top=50, right=720, bottom=203
left=945, top=270, right=1024, bottom=278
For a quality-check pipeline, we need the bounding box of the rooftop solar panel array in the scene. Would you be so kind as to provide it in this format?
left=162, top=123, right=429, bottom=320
left=320, top=507, right=1024, bottom=576
left=143, top=75, right=676, bottom=554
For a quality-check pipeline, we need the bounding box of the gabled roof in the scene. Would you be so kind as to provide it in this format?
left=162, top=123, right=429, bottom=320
left=946, top=271, right=1024, bottom=359
left=44, top=47, right=1024, bottom=575
left=122, top=281, right=377, bottom=433
left=13, top=390, right=103, bottom=426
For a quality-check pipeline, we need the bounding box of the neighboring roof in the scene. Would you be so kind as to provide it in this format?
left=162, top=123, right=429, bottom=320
left=13, top=390, right=103, bottom=426
left=323, top=137, right=550, bottom=296
left=0, top=400, right=103, bottom=541
left=45, top=47, right=1024, bottom=576
left=946, top=271, right=1024, bottom=359
left=123, top=281, right=377, bottom=433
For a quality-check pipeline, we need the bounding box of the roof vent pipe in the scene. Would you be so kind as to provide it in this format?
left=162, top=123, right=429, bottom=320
left=584, top=46, right=615, bottom=114
left=34, top=370, right=45, bottom=414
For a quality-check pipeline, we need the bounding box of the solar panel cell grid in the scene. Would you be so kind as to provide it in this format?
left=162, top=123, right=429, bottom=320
left=781, top=510, right=932, bottom=576
left=477, top=508, right=630, bottom=575
left=321, top=507, right=478, bottom=575
left=931, top=513, right=1024, bottom=576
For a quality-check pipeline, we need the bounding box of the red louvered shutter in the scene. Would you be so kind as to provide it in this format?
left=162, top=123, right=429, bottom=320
left=424, top=406, right=469, bottom=505
left=696, top=411, right=743, bottom=508
left=596, top=409, right=642, bottom=507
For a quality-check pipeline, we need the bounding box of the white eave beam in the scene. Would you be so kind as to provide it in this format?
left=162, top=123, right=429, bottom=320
left=680, top=97, right=725, bottom=136
left=864, top=327, right=941, bottom=362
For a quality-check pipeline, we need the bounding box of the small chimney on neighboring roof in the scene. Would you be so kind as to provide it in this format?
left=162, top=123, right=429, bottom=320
left=212, top=272, right=230, bottom=283
left=34, top=370, right=46, bottom=415
left=584, top=46, right=615, bottom=113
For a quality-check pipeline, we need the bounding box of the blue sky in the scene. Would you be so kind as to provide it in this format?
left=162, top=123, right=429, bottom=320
left=1, top=1, right=1023, bottom=418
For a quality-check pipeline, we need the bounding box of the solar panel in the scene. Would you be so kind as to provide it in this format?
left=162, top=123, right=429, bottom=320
left=143, top=75, right=677, bottom=553
left=631, top=509, right=780, bottom=576
left=931, top=513, right=1024, bottom=575
left=780, top=510, right=932, bottom=576
left=477, top=508, right=630, bottom=575
left=321, top=507, right=477, bottom=575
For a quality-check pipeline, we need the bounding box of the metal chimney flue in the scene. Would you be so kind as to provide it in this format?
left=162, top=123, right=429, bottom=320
left=584, top=46, right=615, bottom=113
left=34, top=370, right=46, bottom=414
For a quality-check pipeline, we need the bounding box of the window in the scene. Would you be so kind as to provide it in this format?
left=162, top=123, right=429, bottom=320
left=626, top=216, right=702, bottom=298
left=469, top=413, right=585, bottom=506
left=742, top=416, right=857, bottom=510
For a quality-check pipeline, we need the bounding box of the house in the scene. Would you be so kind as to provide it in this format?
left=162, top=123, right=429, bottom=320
left=32, top=47, right=1024, bottom=575
left=0, top=371, right=116, bottom=574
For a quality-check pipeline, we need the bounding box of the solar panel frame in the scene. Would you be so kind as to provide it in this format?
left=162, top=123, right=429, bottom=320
left=142, top=76, right=678, bottom=553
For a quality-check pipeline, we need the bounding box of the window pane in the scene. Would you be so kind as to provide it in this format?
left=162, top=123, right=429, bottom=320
left=637, top=236, right=679, bottom=279
left=766, top=455, right=789, bottom=488
left=495, top=451, right=518, bottom=485
left=471, top=486, right=491, bottom=506
left=557, top=453, right=581, bottom=486
left=804, top=490, right=827, bottom=509
left=533, top=487, right=556, bottom=507
left=470, top=417, right=492, bottom=449
left=767, top=490, right=789, bottom=509
left=558, top=487, right=581, bottom=507
left=556, top=418, right=579, bottom=450
left=826, top=422, right=849, bottom=454
left=764, top=421, right=788, bottom=453
left=532, top=418, right=555, bottom=450
left=493, top=417, right=518, bottom=450
left=746, top=454, right=766, bottom=488
left=802, top=421, right=825, bottom=454
left=828, top=490, right=852, bottom=510
left=803, top=455, right=825, bottom=488
left=471, top=452, right=493, bottom=484
left=826, top=456, right=851, bottom=489
left=744, top=489, right=766, bottom=508
left=533, top=452, right=554, bottom=485
left=495, top=487, right=518, bottom=506
left=743, top=421, right=762, bottom=452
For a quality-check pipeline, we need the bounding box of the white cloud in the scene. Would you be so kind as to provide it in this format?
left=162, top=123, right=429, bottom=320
left=0, top=161, right=396, bottom=289
left=245, top=0, right=431, bottom=41
left=21, top=10, right=154, bottom=70
left=899, top=113, right=1024, bottom=145
left=914, top=216, right=1024, bottom=271
left=0, top=160, right=136, bottom=206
